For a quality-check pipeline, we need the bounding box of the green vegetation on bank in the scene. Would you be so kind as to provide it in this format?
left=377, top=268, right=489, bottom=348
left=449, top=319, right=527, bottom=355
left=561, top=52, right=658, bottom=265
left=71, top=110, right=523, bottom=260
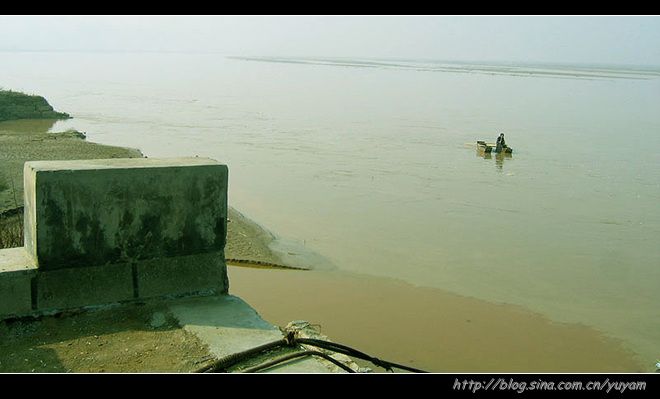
left=0, top=90, right=144, bottom=248
left=0, top=90, right=71, bottom=121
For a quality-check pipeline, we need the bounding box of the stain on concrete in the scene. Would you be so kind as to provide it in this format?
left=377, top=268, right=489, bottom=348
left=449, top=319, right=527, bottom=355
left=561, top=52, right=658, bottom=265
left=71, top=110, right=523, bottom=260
left=27, top=160, right=228, bottom=271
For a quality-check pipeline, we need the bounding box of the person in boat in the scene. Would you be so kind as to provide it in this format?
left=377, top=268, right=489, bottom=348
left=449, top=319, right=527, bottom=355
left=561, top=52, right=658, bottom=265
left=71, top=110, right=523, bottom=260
left=495, top=133, right=506, bottom=153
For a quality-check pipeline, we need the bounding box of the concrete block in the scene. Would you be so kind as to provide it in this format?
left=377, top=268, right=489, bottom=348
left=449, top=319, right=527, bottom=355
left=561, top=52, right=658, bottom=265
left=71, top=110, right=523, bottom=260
left=137, top=251, right=227, bottom=298
left=0, top=248, right=37, bottom=317
left=36, top=263, right=134, bottom=311
left=23, top=158, right=228, bottom=271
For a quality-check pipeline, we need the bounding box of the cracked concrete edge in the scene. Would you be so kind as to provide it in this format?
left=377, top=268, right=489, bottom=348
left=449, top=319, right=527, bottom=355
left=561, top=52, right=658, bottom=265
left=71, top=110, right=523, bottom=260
left=166, top=295, right=352, bottom=373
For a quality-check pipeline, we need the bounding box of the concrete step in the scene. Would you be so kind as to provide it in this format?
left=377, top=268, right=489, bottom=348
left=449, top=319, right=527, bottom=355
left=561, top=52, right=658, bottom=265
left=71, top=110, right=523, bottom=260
left=0, top=247, right=37, bottom=318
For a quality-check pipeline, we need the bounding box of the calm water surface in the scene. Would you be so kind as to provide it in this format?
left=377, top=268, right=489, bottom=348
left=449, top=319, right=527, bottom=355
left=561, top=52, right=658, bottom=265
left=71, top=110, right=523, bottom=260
left=2, top=52, right=659, bottom=365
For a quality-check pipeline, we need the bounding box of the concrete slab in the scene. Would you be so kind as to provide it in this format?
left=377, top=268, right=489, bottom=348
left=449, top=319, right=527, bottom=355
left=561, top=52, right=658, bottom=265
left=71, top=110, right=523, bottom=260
left=24, top=158, right=228, bottom=271
left=25, top=157, right=224, bottom=171
left=168, top=295, right=340, bottom=373
left=36, top=263, right=134, bottom=311
left=137, top=252, right=228, bottom=298
left=0, top=247, right=37, bottom=274
left=263, top=357, right=340, bottom=373
left=0, top=248, right=37, bottom=317
left=169, top=295, right=282, bottom=358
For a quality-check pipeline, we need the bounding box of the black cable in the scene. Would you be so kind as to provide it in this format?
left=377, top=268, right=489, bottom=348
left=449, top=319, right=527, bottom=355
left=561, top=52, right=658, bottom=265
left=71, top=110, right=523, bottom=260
left=194, top=334, right=428, bottom=373
left=241, top=350, right=356, bottom=373
left=196, top=338, right=289, bottom=373
left=296, top=338, right=384, bottom=367
left=296, top=338, right=428, bottom=373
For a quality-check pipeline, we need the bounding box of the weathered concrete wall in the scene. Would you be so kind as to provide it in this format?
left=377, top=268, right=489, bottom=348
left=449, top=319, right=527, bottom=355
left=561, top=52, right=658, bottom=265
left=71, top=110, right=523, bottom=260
left=1, top=157, right=229, bottom=318
left=137, top=251, right=228, bottom=298
left=35, top=262, right=135, bottom=310
left=24, top=158, right=228, bottom=271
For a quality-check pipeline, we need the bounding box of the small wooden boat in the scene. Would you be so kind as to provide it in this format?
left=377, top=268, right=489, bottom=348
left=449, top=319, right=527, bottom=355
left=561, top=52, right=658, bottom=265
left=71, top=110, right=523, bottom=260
left=477, top=140, right=513, bottom=154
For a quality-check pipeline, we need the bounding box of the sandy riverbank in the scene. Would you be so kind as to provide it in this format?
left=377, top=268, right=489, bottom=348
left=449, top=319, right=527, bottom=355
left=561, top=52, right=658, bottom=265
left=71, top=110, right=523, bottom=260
left=229, top=268, right=646, bottom=372
left=0, top=119, right=646, bottom=372
left=0, top=119, right=293, bottom=264
left=0, top=301, right=212, bottom=372
left=0, top=119, right=143, bottom=212
left=223, top=217, right=645, bottom=372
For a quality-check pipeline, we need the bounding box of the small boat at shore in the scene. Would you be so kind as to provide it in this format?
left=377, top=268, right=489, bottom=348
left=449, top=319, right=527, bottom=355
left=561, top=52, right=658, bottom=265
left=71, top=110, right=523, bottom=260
left=477, top=140, right=513, bottom=154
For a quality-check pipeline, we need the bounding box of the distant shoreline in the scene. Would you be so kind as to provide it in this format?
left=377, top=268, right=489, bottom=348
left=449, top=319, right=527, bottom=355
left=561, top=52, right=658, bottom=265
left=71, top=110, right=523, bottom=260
left=228, top=56, right=660, bottom=80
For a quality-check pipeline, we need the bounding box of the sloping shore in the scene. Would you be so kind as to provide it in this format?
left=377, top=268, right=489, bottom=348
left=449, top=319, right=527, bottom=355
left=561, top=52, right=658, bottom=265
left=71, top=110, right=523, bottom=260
left=0, top=119, right=143, bottom=212
left=0, top=119, right=287, bottom=266
left=225, top=207, right=283, bottom=266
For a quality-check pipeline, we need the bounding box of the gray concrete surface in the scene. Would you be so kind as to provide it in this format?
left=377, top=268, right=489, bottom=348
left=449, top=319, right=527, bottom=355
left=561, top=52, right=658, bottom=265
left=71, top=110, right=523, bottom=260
left=169, top=295, right=342, bottom=373
left=137, top=251, right=227, bottom=298
left=24, top=158, right=228, bottom=271
left=2, top=158, right=230, bottom=318
left=35, top=263, right=134, bottom=310
left=0, top=247, right=37, bottom=317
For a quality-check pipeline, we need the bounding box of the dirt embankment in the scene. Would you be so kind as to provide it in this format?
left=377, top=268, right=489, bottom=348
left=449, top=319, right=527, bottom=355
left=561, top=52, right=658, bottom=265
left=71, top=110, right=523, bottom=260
left=0, top=118, right=285, bottom=265
left=0, top=302, right=212, bottom=372
left=0, top=119, right=143, bottom=212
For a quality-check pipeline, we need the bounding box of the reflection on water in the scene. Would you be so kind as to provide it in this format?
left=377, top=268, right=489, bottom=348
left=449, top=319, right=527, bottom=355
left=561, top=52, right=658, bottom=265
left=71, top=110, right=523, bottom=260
left=0, top=119, right=58, bottom=133
left=476, top=146, right=513, bottom=171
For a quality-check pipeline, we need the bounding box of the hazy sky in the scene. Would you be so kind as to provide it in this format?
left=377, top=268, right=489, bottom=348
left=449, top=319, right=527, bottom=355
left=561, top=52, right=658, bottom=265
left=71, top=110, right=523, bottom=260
left=1, top=15, right=659, bottom=65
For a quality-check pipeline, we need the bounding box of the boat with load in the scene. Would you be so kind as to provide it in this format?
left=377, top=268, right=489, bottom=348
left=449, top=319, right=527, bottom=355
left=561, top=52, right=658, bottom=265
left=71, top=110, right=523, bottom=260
left=477, top=140, right=513, bottom=154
